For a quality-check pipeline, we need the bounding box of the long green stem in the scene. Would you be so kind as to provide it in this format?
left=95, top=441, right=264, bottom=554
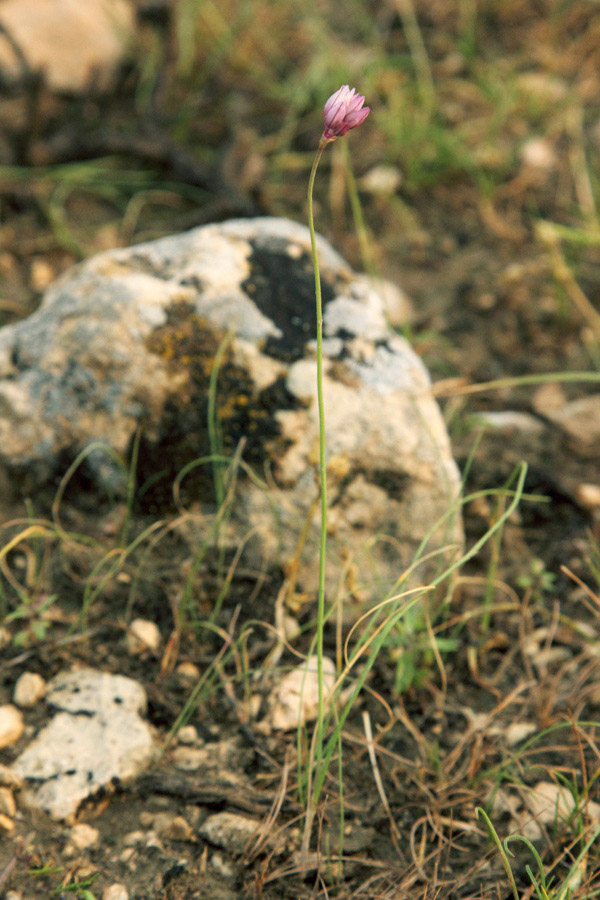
left=307, top=138, right=328, bottom=768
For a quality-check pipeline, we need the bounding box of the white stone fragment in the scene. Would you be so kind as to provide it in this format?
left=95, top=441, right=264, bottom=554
left=125, top=619, right=161, bottom=655
left=520, top=138, right=558, bottom=172
left=0, top=705, right=23, bottom=749
left=177, top=725, right=198, bottom=745
left=0, top=763, right=22, bottom=788
left=11, top=668, right=154, bottom=821
left=69, top=823, right=100, bottom=850
left=524, top=780, right=600, bottom=826
left=576, top=483, right=600, bottom=510
left=13, top=672, right=46, bottom=708
left=0, top=813, right=14, bottom=832
left=102, top=885, right=129, bottom=900
left=0, top=786, right=16, bottom=817
left=503, top=723, right=538, bottom=746
left=265, top=655, right=336, bottom=731
left=200, top=811, right=259, bottom=854
left=176, top=662, right=200, bottom=682
left=0, top=0, right=134, bottom=93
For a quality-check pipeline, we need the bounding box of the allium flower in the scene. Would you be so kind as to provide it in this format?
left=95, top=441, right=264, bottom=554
left=322, top=85, right=370, bottom=141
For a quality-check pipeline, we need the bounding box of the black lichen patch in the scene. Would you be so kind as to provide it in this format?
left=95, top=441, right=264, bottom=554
left=139, top=300, right=299, bottom=513
left=241, top=239, right=343, bottom=362
left=330, top=467, right=409, bottom=507
left=365, top=469, right=410, bottom=497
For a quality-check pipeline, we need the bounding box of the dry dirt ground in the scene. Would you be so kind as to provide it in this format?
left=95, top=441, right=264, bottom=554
left=2, top=2, right=600, bottom=898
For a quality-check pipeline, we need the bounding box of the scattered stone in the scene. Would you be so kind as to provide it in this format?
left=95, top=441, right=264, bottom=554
left=524, top=780, right=600, bottom=826
left=0, top=786, right=16, bottom=817
left=176, top=662, right=200, bottom=682
left=263, top=655, right=336, bottom=732
left=0, top=812, right=15, bottom=832
left=509, top=809, right=543, bottom=843
left=210, top=852, right=236, bottom=879
left=200, top=812, right=260, bottom=855
left=576, top=483, right=600, bottom=511
left=0, top=705, right=24, bottom=749
left=153, top=812, right=194, bottom=842
left=138, top=811, right=154, bottom=827
left=13, top=672, right=46, bottom=708
left=502, top=722, right=538, bottom=746
left=123, top=830, right=145, bottom=847
left=0, top=0, right=134, bottom=93
left=474, top=410, right=545, bottom=436
left=172, top=747, right=210, bottom=771
left=532, top=382, right=567, bottom=416
left=69, top=823, right=100, bottom=851
left=125, top=618, right=161, bottom=655
left=520, top=138, right=558, bottom=172
left=177, top=725, right=198, bottom=745
left=0, top=763, right=22, bottom=788
left=5, top=891, right=23, bottom=900
left=171, top=738, right=242, bottom=772
left=102, top=885, right=129, bottom=900
left=30, top=258, right=56, bottom=292
left=360, top=165, right=403, bottom=197
left=0, top=626, right=10, bottom=649
left=543, top=395, right=600, bottom=449
left=490, top=788, right=520, bottom=817
left=0, top=217, right=462, bottom=613
left=11, top=668, right=155, bottom=821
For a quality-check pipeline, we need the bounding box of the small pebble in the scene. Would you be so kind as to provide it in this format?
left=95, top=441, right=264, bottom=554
left=102, top=885, right=129, bottom=900
left=125, top=619, right=161, bottom=655
left=123, top=830, right=145, bottom=847
left=5, top=891, right=23, bottom=900
left=0, top=764, right=22, bottom=788
left=0, top=626, right=10, bottom=649
left=176, top=661, right=200, bottom=682
left=138, top=810, right=154, bottom=827
left=0, top=705, right=24, bottom=749
left=0, top=786, right=16, bottom=817
left=69, top=823, right=100, bottom=850
left=172, top=746, right=209, bottom=771
left=210, top=852, right=235, bottom=879
left=177, top=725, right=198, bottom=745
left=30, top=257, right=55, bottom=291
left=13, top=672, right=46, bottom=707
left=520, top=137, right=557, bottom=172
left=0, top=812, right=15, bottom=832
left=165, top=815, right=193, bottom=842
left=200, top=811, right=259, bottom=854
left=576, top=483, right=600, bottom=511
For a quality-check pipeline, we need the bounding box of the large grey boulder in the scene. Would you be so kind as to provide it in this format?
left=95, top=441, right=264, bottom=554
left=0, top=217, right=462, bottom=608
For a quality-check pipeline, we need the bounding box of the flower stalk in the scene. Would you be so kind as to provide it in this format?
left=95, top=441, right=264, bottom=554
left=303, top=86, right=369, bottom=854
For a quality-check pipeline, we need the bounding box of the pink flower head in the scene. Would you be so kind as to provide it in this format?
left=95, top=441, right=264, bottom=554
left=323, top=85, right=370, bottom=141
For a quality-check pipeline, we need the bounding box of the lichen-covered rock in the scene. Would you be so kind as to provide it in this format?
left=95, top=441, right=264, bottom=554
left=0, top=217, right=462, bottom=608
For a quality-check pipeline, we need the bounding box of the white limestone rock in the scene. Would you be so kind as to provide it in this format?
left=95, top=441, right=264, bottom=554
left=11, top=668, right=155, bottom=821
left=0, top=217, right=463, bottom=610
left=0, top=0, right=134, bottom=93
